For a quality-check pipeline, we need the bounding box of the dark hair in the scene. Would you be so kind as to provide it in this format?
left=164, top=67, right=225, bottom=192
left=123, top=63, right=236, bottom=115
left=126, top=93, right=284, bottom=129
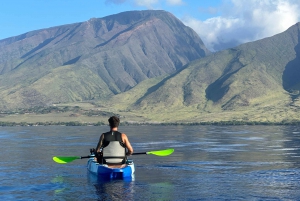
left=108, top=116, right=120, bottom=128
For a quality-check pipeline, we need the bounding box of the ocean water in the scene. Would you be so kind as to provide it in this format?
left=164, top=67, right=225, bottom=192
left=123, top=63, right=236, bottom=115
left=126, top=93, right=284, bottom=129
left=0, top=125, right=300, bottom=200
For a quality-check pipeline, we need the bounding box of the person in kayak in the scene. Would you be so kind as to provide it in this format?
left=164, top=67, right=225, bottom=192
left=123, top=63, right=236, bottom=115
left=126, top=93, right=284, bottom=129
left=95, top=116, right=133, bottom=167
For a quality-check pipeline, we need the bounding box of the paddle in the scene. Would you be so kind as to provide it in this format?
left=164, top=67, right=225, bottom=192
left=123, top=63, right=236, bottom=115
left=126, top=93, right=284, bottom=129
left=52, top=155, right=91, bottom=164
left=132, top=148, right=174, bottom=156
left=53, top=148, right=174, bottom=164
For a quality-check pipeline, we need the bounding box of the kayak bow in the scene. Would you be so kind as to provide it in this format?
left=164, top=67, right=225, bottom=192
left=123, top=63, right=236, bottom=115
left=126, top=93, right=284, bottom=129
left=87, top=158, right=135, bottom=179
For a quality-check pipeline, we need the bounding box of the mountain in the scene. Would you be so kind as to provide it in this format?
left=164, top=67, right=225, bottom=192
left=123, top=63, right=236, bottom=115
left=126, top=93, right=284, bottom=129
left=106, top=22, right=300, bottom=123
left=0, top=10, right=210, bottom=109
left=1, top=10, right=299, bottom=124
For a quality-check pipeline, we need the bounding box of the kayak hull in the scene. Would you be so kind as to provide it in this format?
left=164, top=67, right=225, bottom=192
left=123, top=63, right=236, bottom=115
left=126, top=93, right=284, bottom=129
left=87, top=158, right=135, bottom=179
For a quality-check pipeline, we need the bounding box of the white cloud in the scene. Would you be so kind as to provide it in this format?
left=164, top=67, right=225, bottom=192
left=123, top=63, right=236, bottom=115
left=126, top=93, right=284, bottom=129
left=166, top=0, right=184, bottom=6
left=183, top=0, right=300, bottom=51
left=105, top=0, right=183, bottom=8
left=134, top=0, right=159, bottom=8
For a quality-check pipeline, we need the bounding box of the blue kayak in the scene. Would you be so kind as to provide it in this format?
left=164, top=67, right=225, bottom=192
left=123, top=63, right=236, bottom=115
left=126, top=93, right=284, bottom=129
left=87, top=158, right=135, bottom=179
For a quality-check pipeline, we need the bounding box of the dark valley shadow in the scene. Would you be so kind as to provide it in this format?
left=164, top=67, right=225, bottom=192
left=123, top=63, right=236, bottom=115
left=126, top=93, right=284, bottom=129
left=282, top=32, right=300, bottom=100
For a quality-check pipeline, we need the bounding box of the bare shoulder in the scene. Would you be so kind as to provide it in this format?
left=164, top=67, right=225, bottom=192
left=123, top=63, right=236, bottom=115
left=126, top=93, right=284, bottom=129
left=121, top=133, right=128, bottom=138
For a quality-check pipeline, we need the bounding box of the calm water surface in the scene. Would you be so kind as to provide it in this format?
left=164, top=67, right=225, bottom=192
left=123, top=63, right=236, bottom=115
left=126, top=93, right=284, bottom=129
left=0, top=125, right=300, bottom=200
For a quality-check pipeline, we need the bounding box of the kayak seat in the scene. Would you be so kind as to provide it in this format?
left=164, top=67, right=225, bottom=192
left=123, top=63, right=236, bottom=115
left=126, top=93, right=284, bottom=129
left=101, top=141, right=126, bottom=165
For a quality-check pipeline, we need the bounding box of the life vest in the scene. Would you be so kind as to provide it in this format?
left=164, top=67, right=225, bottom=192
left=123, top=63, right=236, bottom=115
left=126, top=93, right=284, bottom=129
left=101, top=131, right=126, bottom=164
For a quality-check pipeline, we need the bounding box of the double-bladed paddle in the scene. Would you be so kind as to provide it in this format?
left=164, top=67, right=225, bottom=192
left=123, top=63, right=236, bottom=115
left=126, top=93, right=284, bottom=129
left=52, top=155, right=90, bottom=164
left=132, top=148, right=174, bottom=156
left=52, top=148, right=174, bottom=164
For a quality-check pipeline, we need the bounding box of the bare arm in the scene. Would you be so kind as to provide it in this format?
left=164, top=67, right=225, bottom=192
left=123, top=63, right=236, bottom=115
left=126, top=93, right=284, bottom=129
left=96, top=134, right=104, bottom=152
left=122, top=133, right=133, bottom=155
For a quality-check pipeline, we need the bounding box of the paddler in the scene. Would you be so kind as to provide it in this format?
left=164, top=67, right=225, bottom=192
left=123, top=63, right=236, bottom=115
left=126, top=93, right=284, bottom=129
left=95, top=116, right=133, bottom=167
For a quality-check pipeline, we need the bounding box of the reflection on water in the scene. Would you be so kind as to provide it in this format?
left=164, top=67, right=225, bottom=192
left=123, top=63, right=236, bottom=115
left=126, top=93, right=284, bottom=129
left=88, top=174, right=135, bottom=200
left=0, top=125, right=300, bottom=200
left=88, top=173, right=175, bottom=201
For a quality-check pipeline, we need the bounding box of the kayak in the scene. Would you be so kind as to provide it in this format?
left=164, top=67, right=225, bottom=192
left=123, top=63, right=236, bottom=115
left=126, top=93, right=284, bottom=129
left=53, top=149, right=174, bottom=179
left=87, top=158, right=135, bottom=179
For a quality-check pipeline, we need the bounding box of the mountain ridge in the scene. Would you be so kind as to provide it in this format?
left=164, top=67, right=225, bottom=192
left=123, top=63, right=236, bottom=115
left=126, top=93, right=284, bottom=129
left=0, top=10, right=210, bottom=109
left=103, top=22, right=300, bottom=123
left=1, top=11, right=300, bottom=123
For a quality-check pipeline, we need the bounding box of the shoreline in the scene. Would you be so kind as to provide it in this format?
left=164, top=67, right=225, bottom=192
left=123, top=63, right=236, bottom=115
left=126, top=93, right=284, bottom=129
left=1, top=120, right=300, bottom=126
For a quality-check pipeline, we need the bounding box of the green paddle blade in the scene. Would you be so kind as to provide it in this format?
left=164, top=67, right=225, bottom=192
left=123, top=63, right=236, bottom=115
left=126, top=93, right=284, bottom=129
left=147, top=148, right=174, bottom=156
left=53, top=156, right=81, bottom=164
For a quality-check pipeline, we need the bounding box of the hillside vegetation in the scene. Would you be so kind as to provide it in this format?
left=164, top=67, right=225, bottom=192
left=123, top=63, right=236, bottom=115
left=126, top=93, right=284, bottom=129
left=100, top=22, right=300, bottom=124
left=0, top=10, right=209, bottom=110
left=0, top=11, right=299, bottom=124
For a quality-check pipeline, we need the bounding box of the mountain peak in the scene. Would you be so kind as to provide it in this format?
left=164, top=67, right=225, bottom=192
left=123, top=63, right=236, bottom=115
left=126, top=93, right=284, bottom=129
left=0, top=10, right=210, bottom=109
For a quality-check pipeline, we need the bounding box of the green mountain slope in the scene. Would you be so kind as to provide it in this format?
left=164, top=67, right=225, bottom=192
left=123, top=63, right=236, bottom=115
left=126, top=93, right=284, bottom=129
left=0, top=10, right=210, bottom=109
left=1, top=10, right=299, bottom=124
left=105, top=22, right=300, bottom=123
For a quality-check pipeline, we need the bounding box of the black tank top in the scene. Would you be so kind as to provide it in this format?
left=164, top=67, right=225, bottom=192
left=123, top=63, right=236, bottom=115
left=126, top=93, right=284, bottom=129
left=102, top=131, right=125, bottom=148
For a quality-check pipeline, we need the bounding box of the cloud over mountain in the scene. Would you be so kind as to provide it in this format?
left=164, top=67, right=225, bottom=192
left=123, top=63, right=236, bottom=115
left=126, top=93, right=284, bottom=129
left=183, top=0, right=300, bottom=51
left=103, top=0, right=300, bottom=52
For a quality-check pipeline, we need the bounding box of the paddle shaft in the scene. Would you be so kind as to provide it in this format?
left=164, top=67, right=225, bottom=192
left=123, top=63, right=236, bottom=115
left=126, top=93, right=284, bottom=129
left=132, top=152, right=147, bottom=155
left=79, top=153, right=154, bottom=159
left=81, top=155, right=92, bottom=159
left=53, top=148, right=174, bottom=163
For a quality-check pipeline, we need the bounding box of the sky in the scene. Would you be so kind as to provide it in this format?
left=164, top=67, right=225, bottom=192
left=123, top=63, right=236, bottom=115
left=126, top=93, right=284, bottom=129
left=1, top=0, right=300, bottom=51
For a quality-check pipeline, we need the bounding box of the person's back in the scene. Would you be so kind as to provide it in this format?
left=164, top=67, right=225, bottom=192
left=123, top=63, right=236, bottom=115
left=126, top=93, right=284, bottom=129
left=95, top=116, right=133, bottom=167
left=101, top=131, right=126, bottom=164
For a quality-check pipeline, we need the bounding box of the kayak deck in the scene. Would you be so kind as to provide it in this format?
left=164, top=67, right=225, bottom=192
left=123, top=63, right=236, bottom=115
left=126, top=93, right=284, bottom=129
left=87, top=158, right=135, bottom=179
